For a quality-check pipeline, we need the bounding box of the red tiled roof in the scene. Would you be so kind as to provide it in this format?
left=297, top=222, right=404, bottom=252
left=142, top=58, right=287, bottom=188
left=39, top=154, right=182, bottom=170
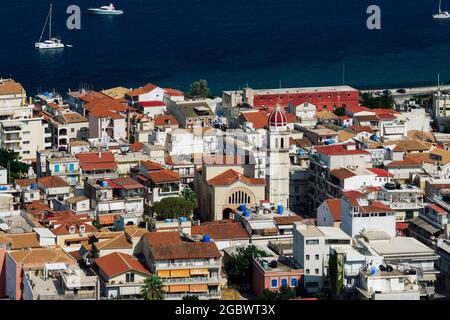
left=346, top=106, right=371, bottom=113
left=141, top=160, right=164, bottom=171
left=84, top=98, right=129, bottom=113
left=89, top=109, right=124, bottom=120
left=273, top=215, right=302, bottom=225
left=51, top=213, right=97, bottom=236
left=349, top=125, right=374, bottom=134
left=241, top=112, right=268, bottom=129
left=367, top=168, right=393, bottom=177
left=386, top=158, right=422, bottom=168
left=15, top=178, right=36, bottom=188
left=130, top=141, right=144, bottom=152
left=150, top=242, right=221, bottom=260
left=95, top=252, right=151, bottom=278
left=325, top=199, right=342, bottom=221
left=315, top=144, right=369, bottom=156
left=148, top=169, right=180, bottom=183
left=191, top=222, right=249, bottom=240
left=207, top=169, right=265, bottom=186
left=285, top=113, right=297, bottom=123
left=330, top=168, right=356, bottom=180
left=154, top=114, right=178, bottom=127
left=144, top=231, right=182, bottom=246
left=126, top=83, right=158, bottom=97
left=360, top=201, right=393, bottom=213
left=39, top=176, right=68, bottom=189
left=139, top=101, right=166, bottom=107
left=76, top=152, right=118, bottom=171
left=164, top=88, right=184, bottom=97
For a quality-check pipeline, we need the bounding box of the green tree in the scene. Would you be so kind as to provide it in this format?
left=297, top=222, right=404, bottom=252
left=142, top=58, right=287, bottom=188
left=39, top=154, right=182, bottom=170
left=329, top=251, right=344, bottom=297
left=151, top=196, right=194, bottom=220
left=258, top=286, right=296, bottom=300
left=141, top=275, right=165, bottom=300
left=225, top=245, right=267, bottom=286
left=182, top=294, right=199, bottom=300
left=186, top=79, right=213, bottom=99
left=181, top=187, right=197, bottom=207
left=444, top=123, right=450, bottom=134
left=333, top=107, right=346, bottom=117
left=0, top=148, right=29, bottom=180
left=360, top=92, right=394, bottom=109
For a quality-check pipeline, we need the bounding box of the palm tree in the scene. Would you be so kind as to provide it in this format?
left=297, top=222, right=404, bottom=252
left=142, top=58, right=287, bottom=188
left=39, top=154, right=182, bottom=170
left=181, top=187, right=197, bottom=206
left=141, top=275, right=165, bottom=300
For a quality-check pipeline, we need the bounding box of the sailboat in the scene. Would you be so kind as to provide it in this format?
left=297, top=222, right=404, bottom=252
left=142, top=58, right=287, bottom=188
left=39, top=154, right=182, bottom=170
left=433, top=0, right=450, bottom=19
left=35, top=3, right=65, bottom=49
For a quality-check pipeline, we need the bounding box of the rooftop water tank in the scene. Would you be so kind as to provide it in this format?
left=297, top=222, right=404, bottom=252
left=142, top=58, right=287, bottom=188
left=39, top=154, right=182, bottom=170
left=202, top=234, right=211, bottom=242
left=100, top=181, right=109, bottom=187
left=179, top=217, right=187, bottom=223
left=277, top=205, right=284, bottom=215
left=261, top=260, right=269, bottom=270
left=238, top=204, right=247, bottom=212
left=244, top=209, right=251, bottom=217
left=370, top=266, right=377, bottom=276
left=164, top=219, right=172, bottom=223
left=30, top=183, right=37, bottom=190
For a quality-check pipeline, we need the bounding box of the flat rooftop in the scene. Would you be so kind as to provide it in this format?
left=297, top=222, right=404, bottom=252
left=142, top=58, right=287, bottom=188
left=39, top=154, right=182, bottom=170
left=369, top=237, right=436, bottom=256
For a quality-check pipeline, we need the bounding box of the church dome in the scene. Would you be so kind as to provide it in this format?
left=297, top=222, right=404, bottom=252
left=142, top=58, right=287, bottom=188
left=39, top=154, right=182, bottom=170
left=268, top=105, right=287, bottom=128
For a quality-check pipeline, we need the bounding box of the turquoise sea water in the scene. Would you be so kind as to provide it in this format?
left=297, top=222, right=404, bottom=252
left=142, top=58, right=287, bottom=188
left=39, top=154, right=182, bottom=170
left=1, top=0, right=450, bottom=94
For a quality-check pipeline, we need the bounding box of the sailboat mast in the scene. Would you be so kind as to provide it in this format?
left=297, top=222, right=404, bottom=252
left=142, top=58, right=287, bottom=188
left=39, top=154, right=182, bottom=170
left=49, top=3, right=52, bottom=38
left=439, top=0, right=442, bottom=13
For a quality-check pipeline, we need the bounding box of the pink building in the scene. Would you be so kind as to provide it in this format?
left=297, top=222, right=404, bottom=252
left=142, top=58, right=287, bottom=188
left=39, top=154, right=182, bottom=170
left=251, top=256, right=303, bottom=298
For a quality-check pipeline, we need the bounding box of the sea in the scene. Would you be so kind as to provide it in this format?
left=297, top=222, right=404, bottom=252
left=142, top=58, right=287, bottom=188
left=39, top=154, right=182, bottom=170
left=1, top=0, right=450, bottom=95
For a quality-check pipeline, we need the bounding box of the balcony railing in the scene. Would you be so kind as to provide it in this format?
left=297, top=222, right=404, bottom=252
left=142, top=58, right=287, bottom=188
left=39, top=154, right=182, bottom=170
left=37, top=292, right=96, bottom=300
left=162, top=277, right=221, bottom=284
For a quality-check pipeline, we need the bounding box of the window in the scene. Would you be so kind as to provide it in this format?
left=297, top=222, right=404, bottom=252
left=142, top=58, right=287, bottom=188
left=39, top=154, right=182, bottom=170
left=315, top=269, right=319, bottom=275
left=23, top=141, right=30, bottom=145
left=315, top=254, right=319, bottom=260
left=291, top=278, right=298, bottom=287
left=126, top=273, right=135, bottom=283
left=71, top=128, right=75, bottom=133
left=69, top=163, right=75, bottom=172
left=305, top=282, right=319, bottom=288
left=347, top=278, right=352, bottom=285
left=23, top=131, right=30, bottom=134
left=306, top=239, right=319, bottom=245
left=306, top=255, right=310, bottom=261
left=281, top=279, right=288, bottom=287
left=305, top=269, right=310, bottom=275
left=270, top=279, right=278, bottom=288
left=54, top=164, right=60, bottom=173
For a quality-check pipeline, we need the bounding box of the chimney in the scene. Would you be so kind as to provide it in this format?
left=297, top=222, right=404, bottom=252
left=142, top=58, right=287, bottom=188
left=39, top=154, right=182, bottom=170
left=98, top=152, right=102, bottom=159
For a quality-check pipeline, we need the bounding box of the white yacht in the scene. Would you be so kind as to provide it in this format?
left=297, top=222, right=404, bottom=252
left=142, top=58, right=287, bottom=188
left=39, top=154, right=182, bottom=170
left=35, top=3, right=65, bottom=49
left=88, top=3, right=124, bottom=15
left=433, top=0, right=450, bottom=19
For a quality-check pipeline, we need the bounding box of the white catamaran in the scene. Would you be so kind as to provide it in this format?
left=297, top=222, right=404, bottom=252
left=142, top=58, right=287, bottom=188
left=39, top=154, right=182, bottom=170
left=88, top=3, right=124, bottom=15
left=35, top=3, right=65, bottom=49
left=433, top=0, right=450, bottom=19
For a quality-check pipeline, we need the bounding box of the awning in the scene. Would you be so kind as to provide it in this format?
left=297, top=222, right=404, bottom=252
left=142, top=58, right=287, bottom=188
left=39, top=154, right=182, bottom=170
left=170, top=269, right=190, bottom=278
left=98, top=214, right=116, bottom=225
left=190, top=268, right=209, bottom=276
left=189, top=284, right=208, bottom=293
left=157, top=270, right=171, bottom=277
left=420, top=274, right=437, bottom=282
left=249, top=221, right=277, bottom=230
left=169, top=285, right=189, bottom=293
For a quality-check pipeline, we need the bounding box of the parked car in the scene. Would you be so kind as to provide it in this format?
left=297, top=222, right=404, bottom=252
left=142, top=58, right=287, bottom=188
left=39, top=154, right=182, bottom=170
left=397, top=88, right=406, bottom=94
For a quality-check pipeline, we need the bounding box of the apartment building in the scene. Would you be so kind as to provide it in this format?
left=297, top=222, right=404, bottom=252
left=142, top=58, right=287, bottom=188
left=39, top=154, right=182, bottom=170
left=293, top=224, right=351, bottom=293
left=0, top=78, right=46, bottom=163
left=143, top=232, right=222, bottom=299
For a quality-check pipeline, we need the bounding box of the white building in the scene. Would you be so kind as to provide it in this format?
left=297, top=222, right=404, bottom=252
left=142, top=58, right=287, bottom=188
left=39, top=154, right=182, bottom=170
left=340, top=192, right=396, bottom=238
left=293, top=224, right=351, bottom=293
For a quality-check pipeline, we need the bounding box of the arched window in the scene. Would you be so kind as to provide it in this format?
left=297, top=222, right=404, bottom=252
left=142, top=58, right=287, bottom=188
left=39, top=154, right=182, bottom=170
left=281, top=138, right=284, bottom=148
left=275, top=138, right=279, bottom=148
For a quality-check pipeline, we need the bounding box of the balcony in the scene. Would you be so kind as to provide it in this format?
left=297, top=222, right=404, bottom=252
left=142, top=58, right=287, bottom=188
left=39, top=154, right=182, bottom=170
left=157, top=261, right=221, bottom=269
left=163, top=277, right=221, bottom=284
left=2, top=133, right=21, bottom=143
left=165, top=292, right=220, bottom=299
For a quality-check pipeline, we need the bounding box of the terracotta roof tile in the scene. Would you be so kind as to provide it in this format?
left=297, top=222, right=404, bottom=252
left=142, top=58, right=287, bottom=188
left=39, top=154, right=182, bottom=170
left=95, top=252, right=151, bottom=278
left=191, top=222, right=249, bottom=240
left=207, top=169, right=265, bottom=186
left=144, top=231, right=182, bottom=246
left=38, top=176, right=68, bottom=189
left=324, top=199, right=342, bottom=221
left=148, top=169, right=180, bottom=183
left=150, top=242, right=221, bottom=260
